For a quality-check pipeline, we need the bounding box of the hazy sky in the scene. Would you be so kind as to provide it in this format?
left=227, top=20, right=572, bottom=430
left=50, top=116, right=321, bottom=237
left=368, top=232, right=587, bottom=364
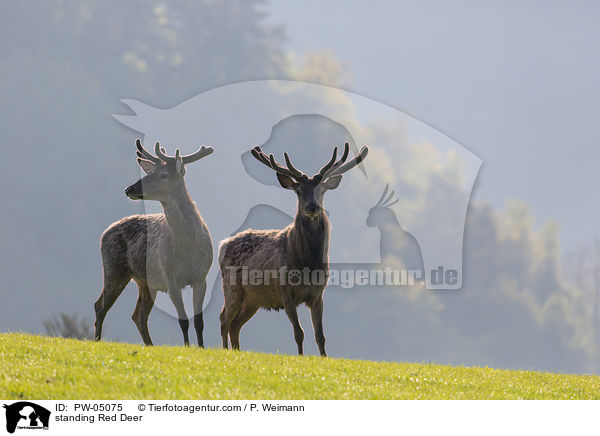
left=267, top=0, right=600, bottom=251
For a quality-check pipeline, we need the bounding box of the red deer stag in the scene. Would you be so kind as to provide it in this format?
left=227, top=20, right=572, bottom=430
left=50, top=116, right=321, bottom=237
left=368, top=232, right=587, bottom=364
left=94, top=139, right=213, bottom=346
left=218, top=142, right=369, bottom=356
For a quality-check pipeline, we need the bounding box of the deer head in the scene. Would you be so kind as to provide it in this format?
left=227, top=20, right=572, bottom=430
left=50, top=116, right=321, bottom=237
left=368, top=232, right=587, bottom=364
left=251, top=142, right=369, bottom=219
left=366, top=184, right=399, bottom=227
left=125, top=138, right=214, bottom=201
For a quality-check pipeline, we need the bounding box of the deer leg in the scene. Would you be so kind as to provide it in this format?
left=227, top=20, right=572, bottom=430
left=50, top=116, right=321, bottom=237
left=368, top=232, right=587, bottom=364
left=229, top=300, right=259, bottom=350
left=309, top=297, right=326, bottom=357
left=219, top=308, right=228, bottom=349
left=168, top=288, right=189, bottom=346
left=192, top=281, right=207, bottom=348
left=94, top=270, right=131, bottom=341
left=220, top=287, right=244, bottom=349
left=132, top=282, right=156, bottom=346
left=282, top=296, right=304, bottom=355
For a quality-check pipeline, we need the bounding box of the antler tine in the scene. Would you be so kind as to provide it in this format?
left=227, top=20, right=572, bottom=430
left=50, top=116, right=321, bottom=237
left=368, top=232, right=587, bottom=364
left=339, top=142, right=350, bottom=164
left=374, top=184, right=390, bottom=208
left=181, top=145, right=214, bottom=164
left=284, top=152, right=306, bottom=179
left=154, top=142, right=172, bottom=162
left=315, top=146, right=339, bottom=180
left=136, top=138, right=162, bottom=164
left=319, top=142, right=352, bottom=180
left=250, top=146, right=304, bottom=180
left=326, top=145, right=369, bottom=177
left=251, top=146, right=272, bottom=167
left=269, top=154, right=303, bottom=180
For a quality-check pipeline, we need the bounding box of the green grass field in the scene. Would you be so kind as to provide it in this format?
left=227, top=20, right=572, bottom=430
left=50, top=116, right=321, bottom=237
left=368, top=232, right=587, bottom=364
left=1, top=333, right=599, bottom=399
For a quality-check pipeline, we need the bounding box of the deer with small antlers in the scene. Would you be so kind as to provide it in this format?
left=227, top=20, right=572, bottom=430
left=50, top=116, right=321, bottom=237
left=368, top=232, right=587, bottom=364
left=94, top=139, right=213, bottom=346
left=218, top=142, right=369, bottom=356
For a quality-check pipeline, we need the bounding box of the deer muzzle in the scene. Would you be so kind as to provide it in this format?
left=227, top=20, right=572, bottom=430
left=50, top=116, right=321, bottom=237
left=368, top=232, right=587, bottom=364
left=125, top=183, right=143, bottom=200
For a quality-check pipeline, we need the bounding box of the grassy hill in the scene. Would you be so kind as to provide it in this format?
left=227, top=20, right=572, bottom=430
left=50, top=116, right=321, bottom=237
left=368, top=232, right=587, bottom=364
left=1, top=333, right=599, bottom=399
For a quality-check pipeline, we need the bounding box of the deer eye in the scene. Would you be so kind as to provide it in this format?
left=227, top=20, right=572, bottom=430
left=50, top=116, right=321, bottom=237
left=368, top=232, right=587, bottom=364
left=160, top=173, right=169, bottom=180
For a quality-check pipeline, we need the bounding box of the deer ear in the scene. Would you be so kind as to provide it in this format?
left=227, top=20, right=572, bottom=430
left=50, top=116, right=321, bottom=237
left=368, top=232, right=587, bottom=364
left=276, top=173, right=298, bottom=190
left=137, top=158, right=156, bottom=174
left=322, top=175, right=342, bottom=191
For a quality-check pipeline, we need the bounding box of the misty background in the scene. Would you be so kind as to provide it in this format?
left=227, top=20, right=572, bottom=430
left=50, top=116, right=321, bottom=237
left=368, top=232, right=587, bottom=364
left=1, top=0, right=600, bottom=373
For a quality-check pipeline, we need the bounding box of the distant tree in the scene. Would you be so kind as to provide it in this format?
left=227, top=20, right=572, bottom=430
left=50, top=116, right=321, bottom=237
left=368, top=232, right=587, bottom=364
left=563, top=238, right=600, bottom=366
left=43, top=313, right=93, bottom=340
left=0, top=0, right=287, bottom=105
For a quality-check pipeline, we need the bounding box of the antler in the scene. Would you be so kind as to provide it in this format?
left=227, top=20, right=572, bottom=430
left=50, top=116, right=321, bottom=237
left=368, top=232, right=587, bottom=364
left=314, top=146, right=341, bottom=181
left=251, top=146, right=308, bottom=181
left=136, top=138, right=162, bottom=164
left=153, top=141, right=214, bottom=164
left=181, top=145, right=215, bottom=164
left=252, top=142, right=369, bottom=182
left=321, top=142, right=369, bottom=179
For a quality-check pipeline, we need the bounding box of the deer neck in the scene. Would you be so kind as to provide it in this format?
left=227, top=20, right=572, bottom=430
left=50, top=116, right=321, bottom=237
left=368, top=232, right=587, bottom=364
left=160, top=182, right=204, bottom=239
left=288, top=211, right=330, bottom=270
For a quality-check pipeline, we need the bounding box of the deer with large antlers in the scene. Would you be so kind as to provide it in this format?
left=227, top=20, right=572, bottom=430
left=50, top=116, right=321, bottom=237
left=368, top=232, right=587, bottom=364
left=94, top=139, right=214, bottom=346
left=218, top=142, right=369, bottom=356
